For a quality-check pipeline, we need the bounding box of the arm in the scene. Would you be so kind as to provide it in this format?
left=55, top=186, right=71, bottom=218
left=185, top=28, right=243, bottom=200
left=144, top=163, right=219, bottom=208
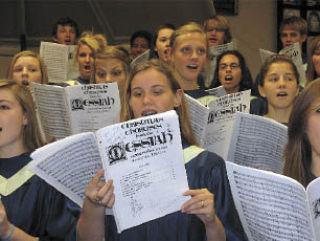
left=77, top=169, right=115, bottom=241
left=0, top=199, right=38, bottom=241
left=182, top=189, right=226, bottom=241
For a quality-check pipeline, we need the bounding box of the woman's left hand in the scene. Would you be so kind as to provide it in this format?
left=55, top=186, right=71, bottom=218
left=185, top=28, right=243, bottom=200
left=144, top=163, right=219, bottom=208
left=181, top=188, right=216, bottom=225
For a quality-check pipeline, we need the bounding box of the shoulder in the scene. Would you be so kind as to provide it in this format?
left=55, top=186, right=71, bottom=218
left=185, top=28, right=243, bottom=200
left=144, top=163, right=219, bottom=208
left=184, top=90, right=216, bottom=106
left=184, top=146, right=226, bottom=183
left=250, top=96, right=268, bottom=115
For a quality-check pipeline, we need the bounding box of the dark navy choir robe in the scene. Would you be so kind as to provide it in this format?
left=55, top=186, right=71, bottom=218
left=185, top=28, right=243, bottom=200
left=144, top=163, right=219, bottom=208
left=71, top=145, right=247, bottom=241
left=0, top=153, right=76, bottom=241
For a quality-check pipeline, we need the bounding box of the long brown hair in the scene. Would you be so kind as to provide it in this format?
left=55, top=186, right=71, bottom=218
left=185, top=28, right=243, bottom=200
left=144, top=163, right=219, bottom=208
left=7, top=50, right=48, bottom=84
left=0, top=79, right=44, bottom=152
left=283, top=78, right=320, bottom=187
left=306, top=36, right=320, bottom=85
left=121, top=59, right=197, bottom=145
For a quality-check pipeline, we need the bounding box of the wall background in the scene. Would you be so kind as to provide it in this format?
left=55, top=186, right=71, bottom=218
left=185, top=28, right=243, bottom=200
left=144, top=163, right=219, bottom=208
left=0, top=0, right=277, bottom=79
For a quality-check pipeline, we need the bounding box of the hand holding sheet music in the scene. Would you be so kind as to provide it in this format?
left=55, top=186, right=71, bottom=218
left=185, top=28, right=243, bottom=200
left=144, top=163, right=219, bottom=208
left=29, top=111, right=189, bottom=233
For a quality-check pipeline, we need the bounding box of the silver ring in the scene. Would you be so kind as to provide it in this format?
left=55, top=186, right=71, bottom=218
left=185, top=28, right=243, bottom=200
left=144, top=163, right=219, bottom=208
left=201, top=200, right=204, bottom=208
left=94, top=196, right=100, bottom=203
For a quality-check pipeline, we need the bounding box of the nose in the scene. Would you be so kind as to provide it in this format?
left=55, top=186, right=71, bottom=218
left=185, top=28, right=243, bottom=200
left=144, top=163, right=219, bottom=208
left=142, top=93, right=152, bottom=105
left=85, top=55, right=90, bottom=62
left=191, top=50, right=199, bottom=59
left=278, top=76, right=287, bottom=87
left=22, top=67, right=28, bottom=76
left=106, top=74, right=112, bottom=83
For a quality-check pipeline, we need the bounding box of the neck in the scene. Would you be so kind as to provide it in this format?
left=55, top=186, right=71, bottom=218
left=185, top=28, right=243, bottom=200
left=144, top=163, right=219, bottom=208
left=265, top=104, right=293, bottom=124
left=181, top=79, right=198, bottom=91
left=225, top=86, right=239, bottom=94
left=311, top=150, right=320, bottom=178
left=0, top=141, right=28, bottom=159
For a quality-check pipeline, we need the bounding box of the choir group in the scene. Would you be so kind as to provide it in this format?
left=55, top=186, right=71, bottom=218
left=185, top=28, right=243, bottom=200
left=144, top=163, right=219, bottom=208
left=1, top=14, right=320, bottom=241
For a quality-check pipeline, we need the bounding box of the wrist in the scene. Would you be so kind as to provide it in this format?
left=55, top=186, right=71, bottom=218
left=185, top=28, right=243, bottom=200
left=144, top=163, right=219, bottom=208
left=204, top=214, right=217, bottom=228
left=1, top=223, right=14, bottom=241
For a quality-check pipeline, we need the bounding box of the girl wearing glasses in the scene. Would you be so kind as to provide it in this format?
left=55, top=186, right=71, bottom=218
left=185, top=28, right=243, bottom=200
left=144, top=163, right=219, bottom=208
left=212, top=50, right=252, bottom=94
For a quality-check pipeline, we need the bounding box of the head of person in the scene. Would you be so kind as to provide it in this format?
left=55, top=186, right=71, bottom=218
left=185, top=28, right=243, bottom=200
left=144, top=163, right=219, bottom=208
left=130, top=30, right=153, bottom=59
left=283, top=78, right=320, bottom=187
left=0, top=79, right=44, bottom=157
left=169, top=22, right=208, bottom=88
left=213, top=50, right=252, bottom=94
left=92, top=46, right=130, bottom=94
left=203, top=15, right=232, bottom=47
left=306, top=36, right=320, bottom=84
left=7, top=50, right=48, bottom=89
left=257, top=54, right=299, bottom=111
left=121, top=59, right=197, bottom=145
left=52, top=16, right=79, bottom=45
left=74, top=31, right=108, bottom=81
left=150, top=23, right=176, bottom=63
left=279, top=16, right=308, bottom=49
left=308, top=11, right=320, bottom=32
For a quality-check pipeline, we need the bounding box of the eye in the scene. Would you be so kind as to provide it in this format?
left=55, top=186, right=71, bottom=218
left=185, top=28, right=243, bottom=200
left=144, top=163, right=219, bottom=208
left=197, top=48, right=206, bottom=55
left=219, top=64, right=227, bottom=70
left=112, top=70, right=122, bottom=77
left=79, top=53, right=86, bottom=57
left=159, top=37, right=167, bottom=42
left=268, top=76, right=278, bottom=82
left=152, top=87, right=164, bottom=95
left=290, top=33, right=298, bottom=37
left=0, top=104, right=10, bottom=110
left=132, top=90, right=142, bottom=97
left=181, top=46, right=191, bottom=54
left=13, top=67, right=23, bottom=72
left=284, top=75, right=294, bottom=81
left=97, top=71, right=106, bottom=78
left=29, top=67, right=37, bottom=72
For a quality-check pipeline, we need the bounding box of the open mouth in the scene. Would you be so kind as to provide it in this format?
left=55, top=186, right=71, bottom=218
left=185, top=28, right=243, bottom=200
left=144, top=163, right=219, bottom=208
left=21, top=80, right=29, bottom=86
left=84, top=65, right=91, bottom=71
left=225, top=75, right=233, bottom=81
left=187, top=64, right=198, bottom=70
left=0, top=127, right=2, bottom=131
left=277, top=92, right=288, bottom=97
left=141, top=110, right=158, bottom=116
left=65, top=39, right=72, bottom=44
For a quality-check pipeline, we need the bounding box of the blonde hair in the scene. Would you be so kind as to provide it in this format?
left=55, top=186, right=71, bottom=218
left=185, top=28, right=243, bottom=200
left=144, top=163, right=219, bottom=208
left=91, top=46, right=130, bottom=84
left=170, top=22, right=208, bottom=55
left=7, top=50, right=48, bottom=84
left=203, top=15, right=232, bottom=43
left=0, top=79, right=44, bottom=152
left=121, top=59, right=197, bottom=145
left=73, top=31, right=108, bottom=67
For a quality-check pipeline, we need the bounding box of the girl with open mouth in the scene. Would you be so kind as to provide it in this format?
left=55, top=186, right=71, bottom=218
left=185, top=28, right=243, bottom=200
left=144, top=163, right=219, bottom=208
left=7, top=50, right=48, bottom=91
left=256, top=54, right=300, bottom=125
left=169, top=22, right=216, bottom=106
left=76, top=59, right=247, bottom=241
left=73, top=31, right=107, bottom=85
